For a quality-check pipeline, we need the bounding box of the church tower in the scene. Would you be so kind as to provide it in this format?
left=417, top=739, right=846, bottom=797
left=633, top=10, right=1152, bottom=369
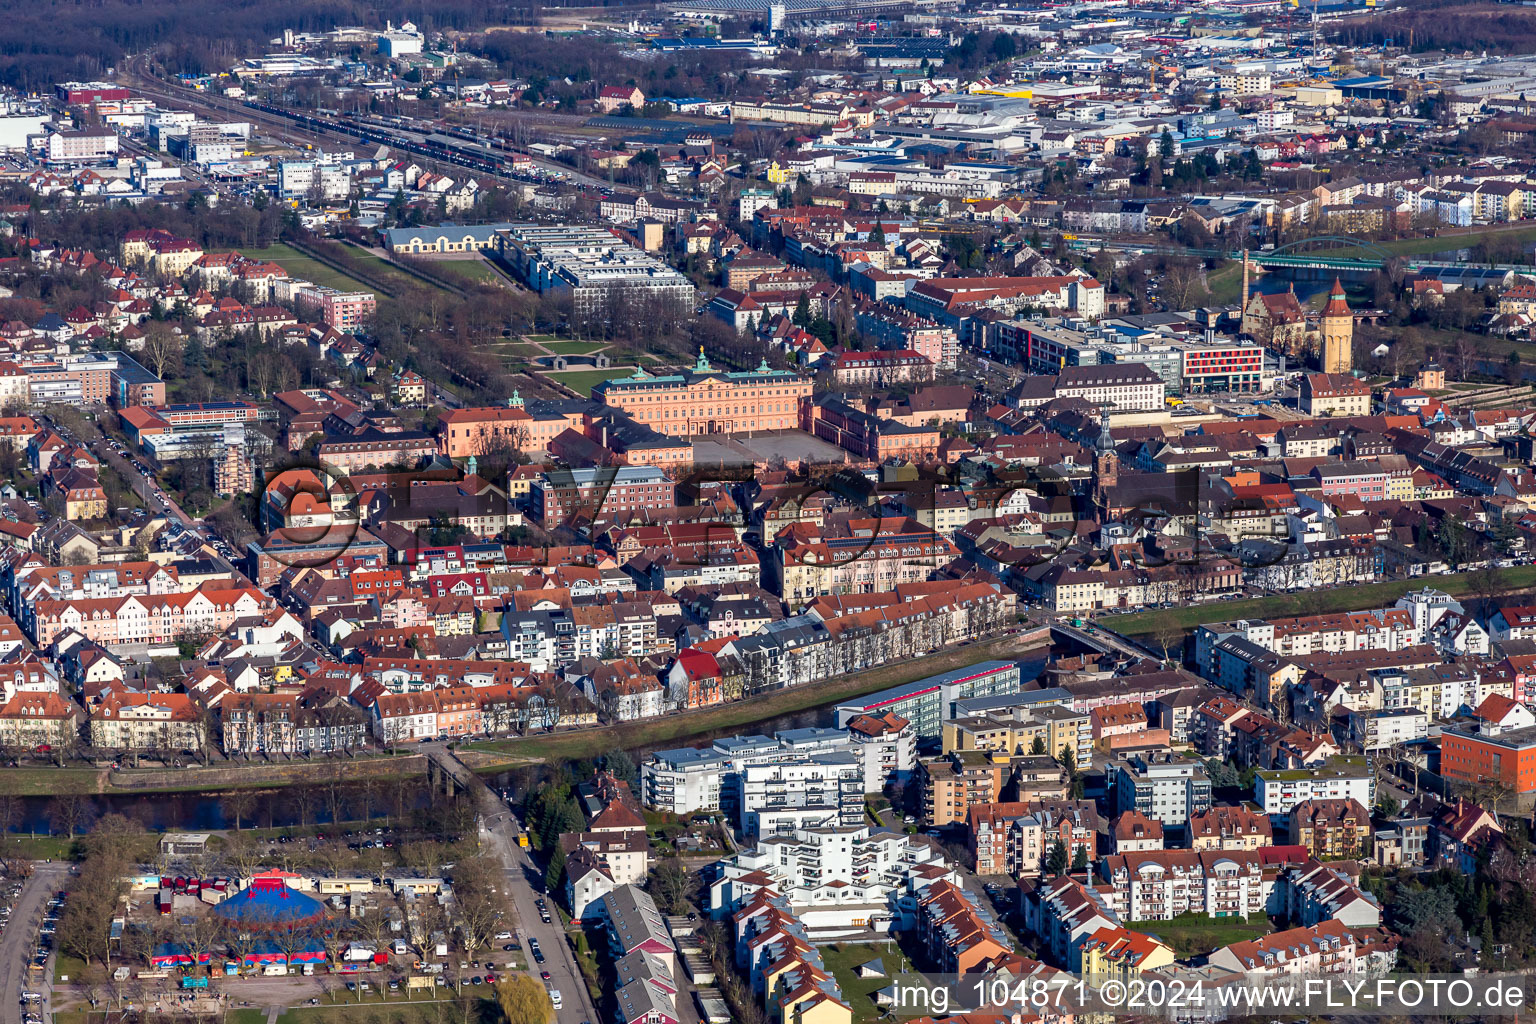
left=1320, top=278, right=1354, bottom=375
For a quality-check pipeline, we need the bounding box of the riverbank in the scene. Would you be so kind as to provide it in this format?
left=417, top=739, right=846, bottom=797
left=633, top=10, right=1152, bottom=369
left=1103, top=566, right=1536, bottom=638
left=0, top=752, right=428, bottom=797
left=462, top=630, right=1053, bottom=767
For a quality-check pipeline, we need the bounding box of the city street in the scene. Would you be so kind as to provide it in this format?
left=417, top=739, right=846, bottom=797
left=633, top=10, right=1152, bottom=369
left=425, top=744, right=599, bottom=1024
left=0, top=863, right=69, bottom=1024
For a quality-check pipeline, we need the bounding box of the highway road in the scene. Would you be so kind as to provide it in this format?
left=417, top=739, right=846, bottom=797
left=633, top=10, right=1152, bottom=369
left=0, top=863, right=70, bottom=1024
left=423, top=745, right=599, bottom=1024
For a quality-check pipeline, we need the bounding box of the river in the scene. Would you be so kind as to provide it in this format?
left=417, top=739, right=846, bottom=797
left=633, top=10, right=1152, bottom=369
left=13, top=778, right=434, bottom=836
left=15, top=652, right=1058, bottom=834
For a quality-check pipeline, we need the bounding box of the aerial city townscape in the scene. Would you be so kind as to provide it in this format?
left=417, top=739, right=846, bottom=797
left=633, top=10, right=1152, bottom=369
left=12, top=0, right=1536, bottom=1021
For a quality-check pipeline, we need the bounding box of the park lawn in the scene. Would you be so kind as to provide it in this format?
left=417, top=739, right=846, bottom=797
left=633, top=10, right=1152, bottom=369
left=54, top=956, right=88, bottom=983
left=2, top=835, right=76, bottom=859
left=820, top=941, right=914, bottom=1024
left=540, top=340, right=607, bottom=355
left=236, top=244, right=374, bottom=295
left=0, top=766, right=102, bottom=795
left=525, top=333, right=561, bottom=343
left=1103, top=565, right=1536, bottom=638
left=1377, top=223, right=1536, bottom=259
left=430, top=258, right=501, bottom=285
left=1124, top=913, right=1269, bottom=958
left=547, top=368, right=629, bottom=395
left=277, top=988, right=498, bottom=1024
left=336, top=243, right=446, bottom=294
left=1205, top=261, right=1242, bottom=304
left=228, top=1012, right=267, bottom=1024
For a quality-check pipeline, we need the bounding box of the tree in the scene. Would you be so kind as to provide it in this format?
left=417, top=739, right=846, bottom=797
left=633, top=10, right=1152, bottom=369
left=604, top=750, right=638, bottom=785
left=1159, top=130, right=1175, bottom=161
left=544, top=844, right=567, bottom=897
left=647, top=856, right=692, bottom=915
left=1046, top=839, right=1069, bottom=876
left=47, top=793, right=90, bottom=837
left=142, top=325, right=184, bottom=381
left=222, top=790, right=258, bottom=830
left=496, top=974, right=553, bottom=1024
left=1071, top=845, right=1089, bottom=873
left=1029, top=735, right=1047, bottom=756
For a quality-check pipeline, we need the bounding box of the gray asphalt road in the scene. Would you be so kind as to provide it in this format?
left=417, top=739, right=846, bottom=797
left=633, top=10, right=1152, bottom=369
left=423, top=744, right=598, bottom=1024
left=0, top=863, right=69, bottom=1024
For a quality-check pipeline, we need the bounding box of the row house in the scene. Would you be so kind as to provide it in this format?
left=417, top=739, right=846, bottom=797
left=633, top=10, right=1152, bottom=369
left=32, top=588, right=272, bottom=650
left=916, top=880, right=1012, bottom=974
left=1206, top=920, right=1358, bottom=976
left=1097, top=848, right=1296, bottom=922
left=89, top=691, right=206, bottom=753
left=966, top=799, right=1102, bottom=876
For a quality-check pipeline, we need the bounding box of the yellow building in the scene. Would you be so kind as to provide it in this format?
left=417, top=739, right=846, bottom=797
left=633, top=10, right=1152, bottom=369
left=1080, top=926, right=1176, bottom=986
left=1319, top=278, right=1354, bottom=375
left=943, top=707, right=1089, bottom=765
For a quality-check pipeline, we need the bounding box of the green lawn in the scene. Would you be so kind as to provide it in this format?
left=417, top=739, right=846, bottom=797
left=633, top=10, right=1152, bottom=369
left=819, top=941, right=913, bottom=1024
left=54, top=955, right=87, bottom=982
left=0, top=767, right=103, bottom=796
left=1103, top=565, right=1536, bottom=638
left=276, top=988, right=499, bottom=1024
left=337, top=243, right=447, bottom=294
left=430, top=258, right=501, bottom=285
left=546, top=368, right=631, bottom=396
left=1381, top=223, right=1536, bottom=259
left=1205, top=261, right=1242, bottom=304
left=540, top=340, right=607, bottom=355
left=1124, top=913, right=1269, bottom=958
left=228, top=1012, right=268, bottom=1024
left=236, top=244, right=376, bottom=295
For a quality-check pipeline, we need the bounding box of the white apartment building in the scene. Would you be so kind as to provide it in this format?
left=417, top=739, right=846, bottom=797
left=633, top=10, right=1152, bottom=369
left=639, top=746, right=728, bottom=815
left=1113, top=754, right=1212, bottom=828
left=1098, top=849, right=1276, bottom=922
left=1348, top=707, right=1429, bottom=751
left=1206, top=921, right=1358, bottom=976
left=1053, top=364, right=1166, bottom=412
left=735, top=754, right=864, bottom=836
left=1254, top=762, right=1373, bottom=818
left=708, top=825, right=952, bottom=936
left=641, top=724, right=911, bottom=818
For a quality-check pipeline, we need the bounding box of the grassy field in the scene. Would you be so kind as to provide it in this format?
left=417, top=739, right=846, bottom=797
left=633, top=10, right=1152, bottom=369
left=54, top=955, right=87, bottom=982
left=1380, top=222, right=1536, bottom=259
left=540, top=340, right=607, bottom=355
left=1124, top=913, right=1269, bottom=957
left=546, top=368, right=630, bottom=396
left=1103, top=565, right=1536, bottom=638
left=820, top=941, right=912, bottom=1024
left=276, top=986, right=500, bottom=1024
left=429, top=258, right=501, bottom=285
left=1206, top=261, right=1242, bottom=304
left=0, top=766, right=102, bottom=795
left=1, top=835, right=76, bottom=859
left=238, top=244, right=376, bottom=295
left=337, top=243, right=448, bottom=294
left=465, top=630, right=1046, bottom=765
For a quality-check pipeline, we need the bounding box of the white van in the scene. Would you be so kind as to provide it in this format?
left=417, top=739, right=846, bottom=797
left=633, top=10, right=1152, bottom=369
left=549, top=990, right=563, bottom=1010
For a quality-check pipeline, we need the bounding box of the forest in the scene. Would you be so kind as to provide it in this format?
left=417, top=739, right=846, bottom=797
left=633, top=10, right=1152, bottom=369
left=1329, top=0, right=1536, bottom=54
left=0, top=0, right=640, bottom=92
